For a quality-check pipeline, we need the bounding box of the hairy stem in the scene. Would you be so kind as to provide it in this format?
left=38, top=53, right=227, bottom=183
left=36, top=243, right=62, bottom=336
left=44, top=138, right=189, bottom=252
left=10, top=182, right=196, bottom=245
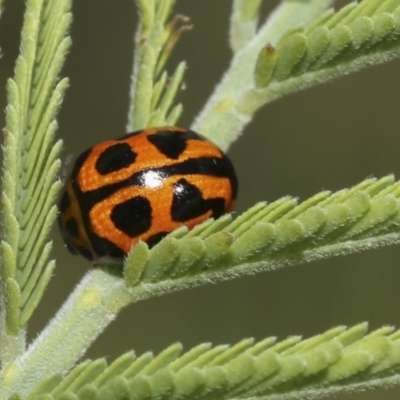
left=192, top=0, right=334, bottom=150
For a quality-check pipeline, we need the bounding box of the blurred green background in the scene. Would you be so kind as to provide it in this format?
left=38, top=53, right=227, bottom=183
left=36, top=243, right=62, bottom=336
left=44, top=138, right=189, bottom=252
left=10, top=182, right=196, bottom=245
left=2, top=1, right=400, bottom=399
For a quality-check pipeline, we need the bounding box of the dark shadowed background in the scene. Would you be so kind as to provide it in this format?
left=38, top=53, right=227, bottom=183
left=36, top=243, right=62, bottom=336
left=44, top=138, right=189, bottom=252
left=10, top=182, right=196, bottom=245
left=1, top=1, right=400, bottom=399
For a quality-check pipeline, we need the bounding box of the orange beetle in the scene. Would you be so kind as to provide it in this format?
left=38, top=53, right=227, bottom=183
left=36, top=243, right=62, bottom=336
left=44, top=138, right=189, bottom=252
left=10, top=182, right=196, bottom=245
left=58, top=127, right=238, bottom=264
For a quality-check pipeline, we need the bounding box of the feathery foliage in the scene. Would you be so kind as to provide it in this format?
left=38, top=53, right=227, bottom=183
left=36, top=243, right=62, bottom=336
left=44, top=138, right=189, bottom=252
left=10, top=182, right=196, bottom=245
left=1, top=0, right=400, bottom=399
left=24, top=324, right=400, bottom=400
left=123, top=175, right=400, bottom=287
left=254, top=1, right=400, bottom=88
left=127, top=0, right=190, bottom=132
left=193, top=0, right=400, bottom=151
left=4, top=176, right=400, bottom=399
left=0, top=0, right=72, bottom=362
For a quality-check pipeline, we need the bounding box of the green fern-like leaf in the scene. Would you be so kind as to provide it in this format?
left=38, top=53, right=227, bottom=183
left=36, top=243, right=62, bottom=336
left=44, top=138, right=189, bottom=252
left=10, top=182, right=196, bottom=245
left=123, top=175, right=400, bottom=288
left=5, top=178, right=399, bottom=398
left=0, top=0, right=72, bottom=346
left=3, top=3, right=400, bottom=399
left=193, top=0, right=400, bottom=153
left=254, top=0, right=400, bottom=88
left=24, top=324, right=400, bottom=400
left=127, top=0, right=189, bottom=131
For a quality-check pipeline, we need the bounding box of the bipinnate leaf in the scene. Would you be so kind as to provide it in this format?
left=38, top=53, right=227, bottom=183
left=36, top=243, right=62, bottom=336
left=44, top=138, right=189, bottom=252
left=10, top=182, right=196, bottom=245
left=123, top=175, right=400, bottom=288
left=24, top=324, right=400, bottom=399
left=193, top=0, right=400, bottom=153
left=127, top=0, right=189, bottom=131
left=0, top=0, right=72, bottom=338
left=32, top=175, right=392, bottom=400
left=254, top=0, right=400, bottom=88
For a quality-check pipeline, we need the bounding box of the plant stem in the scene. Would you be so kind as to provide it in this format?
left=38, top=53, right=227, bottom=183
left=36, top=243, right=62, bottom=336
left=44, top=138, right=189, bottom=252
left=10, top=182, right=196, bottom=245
left=0, top=323, right=25, bottom=366
left=0, top=270, right=131, bottom=399
left=192, top=0, right=334, bottom=151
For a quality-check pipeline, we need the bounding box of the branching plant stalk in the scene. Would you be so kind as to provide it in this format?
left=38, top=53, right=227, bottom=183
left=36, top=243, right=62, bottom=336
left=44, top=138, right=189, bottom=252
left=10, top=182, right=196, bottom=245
left=192, top=0, right=335, bottom=150
left=3, top=0, right=400, bottom=399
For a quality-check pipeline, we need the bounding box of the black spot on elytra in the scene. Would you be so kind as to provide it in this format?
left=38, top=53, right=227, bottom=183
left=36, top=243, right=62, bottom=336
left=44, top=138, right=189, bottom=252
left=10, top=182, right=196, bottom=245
left=171, top=178, right=226, bottom=222
left=147, top=129, right=204, bottom=159
left=111, top=196, right=152, bottom=237
left=58, top=214, right=77, bottom=255
left=146, top=231, right=169, bottom=248
left=65, top=217, right=80, bottom=238
left=77, top=245, right=95, bottom=261
left=59, top=191, right=71, bottom=212
left=147, top=131, right=187, bottom=159
left=205, top=198, right=226, bottom=217
left=96, top=143, right=137, bottom=175
left=89, top=231, right=126, bottom=260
